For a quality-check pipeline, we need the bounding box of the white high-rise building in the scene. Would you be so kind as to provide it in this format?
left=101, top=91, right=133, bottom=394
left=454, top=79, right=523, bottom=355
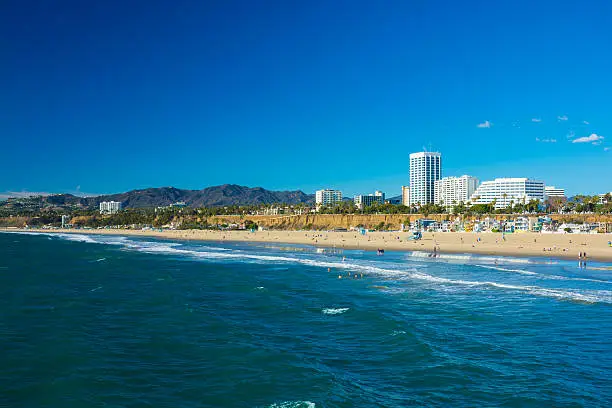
left=354, top=191, right=385, bottom=210
left=544, top=186, right=565, bottom=198
left=99, top=201, right=122, bottom=214
left=434, top=175, right=479, bottom=207
left=401, top=186, right=410, bottom=206
left=409, top=152, right=441, bottom=206
left=470, top=178, right=545, bottom=209
left=315, top=189, right=342, bottom=207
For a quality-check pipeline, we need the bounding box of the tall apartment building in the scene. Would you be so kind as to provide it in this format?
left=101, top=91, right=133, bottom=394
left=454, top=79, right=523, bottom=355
left=354, top=190, right=385, bottom=210
left=99, top=201, right=122, bottom=214
left=434, top=175, right=479, bottom=207
left=470, top=178, right=545, bottom=209
left=409, top=152, right=441, bottom=206
left=401, top=185, right=410, bottom=206
left=315, top=189, right=342, bottom=207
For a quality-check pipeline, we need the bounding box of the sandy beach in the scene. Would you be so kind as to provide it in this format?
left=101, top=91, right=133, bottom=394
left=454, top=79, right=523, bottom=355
left=6, top=227, right=612, bottom=263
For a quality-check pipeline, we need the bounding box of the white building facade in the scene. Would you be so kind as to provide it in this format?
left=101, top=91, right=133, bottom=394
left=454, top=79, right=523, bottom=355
left=434, top=175, right=479, bottom=207
left=99, top=201, right=122, bottom=214
left=354, top=191, right=385, bottom=210
left=470, top=178, right=545, bottom=209
left=401, top=185, right=410, bottom=206
left=315, top=189, right=342, bottom=207
left=544, top=186, right=565, bottom=198
left=409, top=152, right=441, bottom=206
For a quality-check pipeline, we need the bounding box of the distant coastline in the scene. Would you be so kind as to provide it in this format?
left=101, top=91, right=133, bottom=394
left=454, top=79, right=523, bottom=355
left=4, top=228, right=612, bottom=263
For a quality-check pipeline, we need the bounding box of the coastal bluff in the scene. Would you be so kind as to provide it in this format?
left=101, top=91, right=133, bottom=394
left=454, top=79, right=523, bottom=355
left=206, top=214, right=612, bottom=231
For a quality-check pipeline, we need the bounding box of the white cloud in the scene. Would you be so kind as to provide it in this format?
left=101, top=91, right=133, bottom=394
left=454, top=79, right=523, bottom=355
left=531, top=118, right=542, bottom=123
left=535, top=137, right=556, bottom=143
left=557, top=115, right=568, bottom=121
left=477, top=120, right=492, bottom=128
left=604, top=147, right=610, bottom=152
left=583, top=120, right=589, bottom=125
left=571, top=133, right=604, bottom=144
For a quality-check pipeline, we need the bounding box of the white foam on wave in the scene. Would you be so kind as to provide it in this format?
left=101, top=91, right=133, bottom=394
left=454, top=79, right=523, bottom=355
left=38, top=233, right=612, bottom=305
left=408, top=251, right=532, bottom=264
left=322, top=308, right=349, bottom=315
left=54, top=233, right=98, bottom=243
left=408, top=271, right=612, bottom=304
left=6, top=231, right=100, bottom=244
left=267, top=402, right=315, bottom=408
left=475, top=264, right=612, bottom=284
left=475, top=264, right=538, bottom=275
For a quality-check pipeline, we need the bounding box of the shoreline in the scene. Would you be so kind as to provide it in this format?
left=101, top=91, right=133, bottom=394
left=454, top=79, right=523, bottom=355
left=3, top=227, right=612, bottom=263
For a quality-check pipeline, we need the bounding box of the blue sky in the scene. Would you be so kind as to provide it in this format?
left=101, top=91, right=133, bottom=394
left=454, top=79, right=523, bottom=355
left=1, top=0, right=610, bottom=198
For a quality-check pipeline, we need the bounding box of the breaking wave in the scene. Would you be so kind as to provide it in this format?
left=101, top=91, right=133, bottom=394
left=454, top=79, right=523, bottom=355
left=16, top=232, right=612, bottom=305
left=322, top=308, right=349, bottom=315
left=475, top=264, right=612, bottom=284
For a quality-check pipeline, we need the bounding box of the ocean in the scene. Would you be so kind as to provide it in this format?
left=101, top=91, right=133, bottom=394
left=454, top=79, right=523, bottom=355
left=1, top=232, right=611, bottom=407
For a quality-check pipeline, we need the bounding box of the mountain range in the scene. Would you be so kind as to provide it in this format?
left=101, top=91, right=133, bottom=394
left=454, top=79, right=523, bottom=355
left=3, top=185, right=315, bottom=209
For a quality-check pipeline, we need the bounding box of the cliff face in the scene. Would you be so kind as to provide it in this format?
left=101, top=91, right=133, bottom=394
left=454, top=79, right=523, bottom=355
left=207, top=214, right=612, bottom=230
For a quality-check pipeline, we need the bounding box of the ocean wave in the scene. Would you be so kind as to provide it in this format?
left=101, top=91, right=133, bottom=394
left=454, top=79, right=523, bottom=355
left=407, top=251, right=532, bottom=264
left=475, top=264, right=612, bottom=284
left=408, top=271, right=612, bottom=304
left=474, top=264, right=537, bottom=275
left=5, top=231, right=99, bottom=244
left=54, top=233, right=98, bottom=243
left=322, top=308, right=349, bottom=315
left=41, top=233, right=612, bottom=305
left=266, top=402, right=315, bottom=408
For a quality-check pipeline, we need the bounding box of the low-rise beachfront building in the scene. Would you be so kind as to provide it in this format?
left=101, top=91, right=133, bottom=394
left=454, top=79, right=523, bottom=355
left=434, top=175, right=479, bottom=209
left=315, top=189, right=342, bottom=208
left=99, top=201, right=122, bottom=214
left=401, top=186, right=410, bottom=207
left=598, top=222, right=612, bottom=233
left=544, top=186, right=565, bottom=199
left=354, top=191, right=385, bottom=210
left=599, top=192, right=612, bottom=204
left=469, top=178, right=545, bottom=209
left=513, top=217, right=529, bottom=231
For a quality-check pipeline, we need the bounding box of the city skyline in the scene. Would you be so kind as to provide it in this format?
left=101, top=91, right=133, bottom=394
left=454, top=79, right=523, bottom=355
left=1, top=1, right=611, bottom=197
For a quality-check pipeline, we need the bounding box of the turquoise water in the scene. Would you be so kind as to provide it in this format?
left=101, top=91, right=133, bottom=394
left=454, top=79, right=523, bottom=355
left=1, top=232, right=611, bottom=407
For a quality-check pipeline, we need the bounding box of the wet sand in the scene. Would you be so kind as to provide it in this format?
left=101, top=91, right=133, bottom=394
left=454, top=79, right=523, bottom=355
left=5, top=228, right=612, bottom=263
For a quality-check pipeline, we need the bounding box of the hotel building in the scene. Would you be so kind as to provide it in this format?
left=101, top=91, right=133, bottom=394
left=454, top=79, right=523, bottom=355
left=409, top=152, right=441, bottom=206
left=470, top=178, right=545, bottom=209
left=544, top=186, right=565, bottom=199
left=354, top=191, right=385, bottom=210
left=99, top=201, right=122, bottom=214
left=434, top=175, right=479, bottom=207
left=315, top=189, right=342, bottom=207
